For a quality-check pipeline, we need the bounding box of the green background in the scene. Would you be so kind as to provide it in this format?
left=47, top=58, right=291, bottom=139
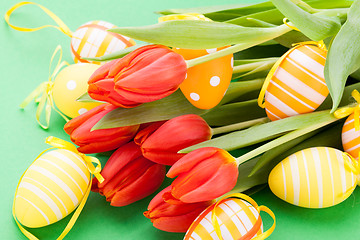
left=1, top=0, right=360, bottom=239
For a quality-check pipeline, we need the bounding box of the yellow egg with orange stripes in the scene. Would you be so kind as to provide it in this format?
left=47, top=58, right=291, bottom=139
left=268, top=147, right=357, bottom=208
left=264, top=44, right=329, bottom=121
left=184, top=198, right=263, bottom=240
left=342, top=113, right=360, bottom=159
left=14, top=149, right=90, bottom=228
left=71, top=20, right=135, bottom=64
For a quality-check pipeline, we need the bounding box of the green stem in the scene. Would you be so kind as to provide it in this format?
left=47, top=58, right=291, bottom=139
left=185, top=24, right=290, bottom=68
left=211, top=117, right=269, bottom=135
left=232, top=58, right=278, bottom=75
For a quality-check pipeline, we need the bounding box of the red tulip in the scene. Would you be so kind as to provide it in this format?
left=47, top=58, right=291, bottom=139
left=88, top=45, right=187, bottom=107
left=166, top=147, right=238, bottom=203
left=144, top=186, right=213, bottom=232
left=64, top=103, right=139, bottom=154
left=135, top=114, right=212, bottom=165
left=92, top=142, right=166, bottom=206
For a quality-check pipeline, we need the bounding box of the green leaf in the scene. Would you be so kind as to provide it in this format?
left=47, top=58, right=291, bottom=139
left=318, top=82, right=360, bottom=110
left=83, top=44, right=147, bottom=62
left=232, top=57, right=278, bottom=79
left=271, top=0, right=342, bottom=41
left=324, top=0, right=360, bottom=112
left=109, top=20, right=290, bottom=49
left=76, top=92, right=104, bottom=103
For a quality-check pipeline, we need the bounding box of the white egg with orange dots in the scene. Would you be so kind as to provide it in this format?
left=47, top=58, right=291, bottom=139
left=184, top=194, right=275, bottom=240
left=13, top=137, right=103, bottom=239
left=268, top=147, right=358, bottom=209
left=258, top=42, right=329, bottom=121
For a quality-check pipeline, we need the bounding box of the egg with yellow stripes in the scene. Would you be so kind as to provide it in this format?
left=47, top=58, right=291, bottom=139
left=268, top=147, right=357, bottom=208
left=264, top=44, right=329, bottom=121
left=71, top=20, right=135, bottom=64
left=14, top=149, right=90, bottom=228
left=342, top=113, right=360, bottom=159
left=184, top=198, right=263, bottom=240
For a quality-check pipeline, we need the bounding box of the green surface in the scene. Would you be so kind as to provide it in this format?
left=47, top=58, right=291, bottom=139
left=1, top=0, right=360, bottom=239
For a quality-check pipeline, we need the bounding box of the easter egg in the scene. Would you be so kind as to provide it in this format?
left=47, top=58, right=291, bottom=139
left=184, top=198, right=263, bottom=240
left=268, top=147, right=357, bottom=208
left=173, top=47, right=233, bottom=109
left=264, top=45, right=329, bottom=121
left=52, top=63, right=103, bottom=118
left=342, top=113, right=360, bottom=159
left=14, top=149, right=90, bottom=228
left=71, top=20, right=135, bottom=64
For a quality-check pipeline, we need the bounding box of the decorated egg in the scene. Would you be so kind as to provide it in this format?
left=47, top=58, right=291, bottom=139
left=184, top=198, right=263, bottom=240
left=264, top=44, right=329, bottom=121
left=14, top=148, right=90, bottom=228
left=269, top=147, right=357, bottom=208
left=173, top=48, right=233, bottom=109
left=342, top=113, right=360, bottom=159
left=71, top=20, right=135, bottom=64
left=52, top=63, right=103, bottom=118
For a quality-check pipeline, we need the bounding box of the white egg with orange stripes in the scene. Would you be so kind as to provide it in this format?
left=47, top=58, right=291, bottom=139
left=268, top=147, right=357, bottom=208
left=71, top=20, right=135, bottom=64
left=14, top=149, right=90, bottom=228
left=342, top=113, right=360, bottom=159
left=184, top=198, right=263, bottom=240
left=264, top=44, right=329, bottom=121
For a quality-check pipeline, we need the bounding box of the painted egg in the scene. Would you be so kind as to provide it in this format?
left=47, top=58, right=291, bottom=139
left=264, top=45, right=329, bottom=121
left=184, top=198, right=263, bottom=240
left=52, top=63, right=103, bottom=118
left=173, top=47, right=233, bottom=109
left=268, top=147, right=357, bottom=208
left=71, top=20, right=135, bottom=64
left=342, top=113, right=360, bottom=159
left=14, top=149, right=90, bottom=228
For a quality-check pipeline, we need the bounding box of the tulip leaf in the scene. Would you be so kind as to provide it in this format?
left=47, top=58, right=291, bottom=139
left=109, top=20, right=290, bottom=49
left=77, top=92, right=104, bottom=103
left=324, top=0, right=360, bottom=112
left=92, top=90, right=209, bottom=129
left=271, top=0, right=342, bottom=41
left=84, top=44, right=148, bottom=62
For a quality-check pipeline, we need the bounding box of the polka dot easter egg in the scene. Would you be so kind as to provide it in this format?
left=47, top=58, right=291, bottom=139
left=261, top=44, right=329, bottom=121
left=52, top=63, right=103, bottom=118
left=268, top=147, right=358, bottom=208
left=184, top=194, right=275, bottom=240
left=14, top=148, right=90, bottom=228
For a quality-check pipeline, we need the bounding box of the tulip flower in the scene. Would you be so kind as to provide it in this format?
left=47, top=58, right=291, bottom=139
left=88, top=45, right=187, bottom=107
left=135, top=114, right=212, bottom=165
left=92, top=142, right=166, bottom=206
left=166, top=147, right=238, bottom=203
left=144, top=186, right=213, bottom=232
left=64, top=103, right=139, bottom=154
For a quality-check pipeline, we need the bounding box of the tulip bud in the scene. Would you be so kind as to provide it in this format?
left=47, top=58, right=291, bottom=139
left=92, top=142, right=166, bottom=206
left=144, top=186, right=213, bottom=232
left=64, top=103, right=139, bottom=154
left=88, top=45, right=187, bottom=107
left=166, top=147, right=238, bottom=203
left=135, top=114, right=212, bottom=165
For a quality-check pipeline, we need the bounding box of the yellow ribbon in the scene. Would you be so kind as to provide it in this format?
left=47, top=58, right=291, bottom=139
left=337, top=152, right=360, bottom=201
left=19, top=45, right=70, bottom=129
left=5, top=1, right=72, bottom=37
left=12, top=136, right=103, bottom=240
left=334, top=90, right=360, bottom=131
left=211, top=193, right=276, bottom=240
left=158, top=13, right=212, bottom=22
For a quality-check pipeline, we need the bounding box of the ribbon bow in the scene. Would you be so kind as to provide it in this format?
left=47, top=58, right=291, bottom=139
left=211, top=193, right=275, bottom=240
left=334, top=90, right=360, bottom=131
left=20, top=45, right=70, bottom=129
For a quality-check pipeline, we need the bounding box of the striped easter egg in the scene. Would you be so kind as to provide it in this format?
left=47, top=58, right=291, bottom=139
left=268, top=147, right=356, bottom=208
left=264, top=45, right=328, bottom=121
left=173, top=47, right=233, bottom=109
left=71, top=20, right=135, bottom=64
left=184, top=198, right=263, bottom=240
left=342, top=113, right=360, bottom=159
left=14, top=149, right=90, bottom=228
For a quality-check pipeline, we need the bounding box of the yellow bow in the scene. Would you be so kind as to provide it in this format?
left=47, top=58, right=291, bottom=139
left=334, top=90, right=360, bottom=131
left=19, top=45, right=70, bottom=129
left=211, top=193, right=276, bottom=240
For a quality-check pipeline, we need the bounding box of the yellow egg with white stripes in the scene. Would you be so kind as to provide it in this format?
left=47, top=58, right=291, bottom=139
left=184, top=198, right=263, bottom=240
left=71, top=20, right=135, bottom=64
left=342, top=113, right=360, bottom=159
left=14, top=149, right=90, bottom=228
left=268, top=147, right=357, bottom=208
